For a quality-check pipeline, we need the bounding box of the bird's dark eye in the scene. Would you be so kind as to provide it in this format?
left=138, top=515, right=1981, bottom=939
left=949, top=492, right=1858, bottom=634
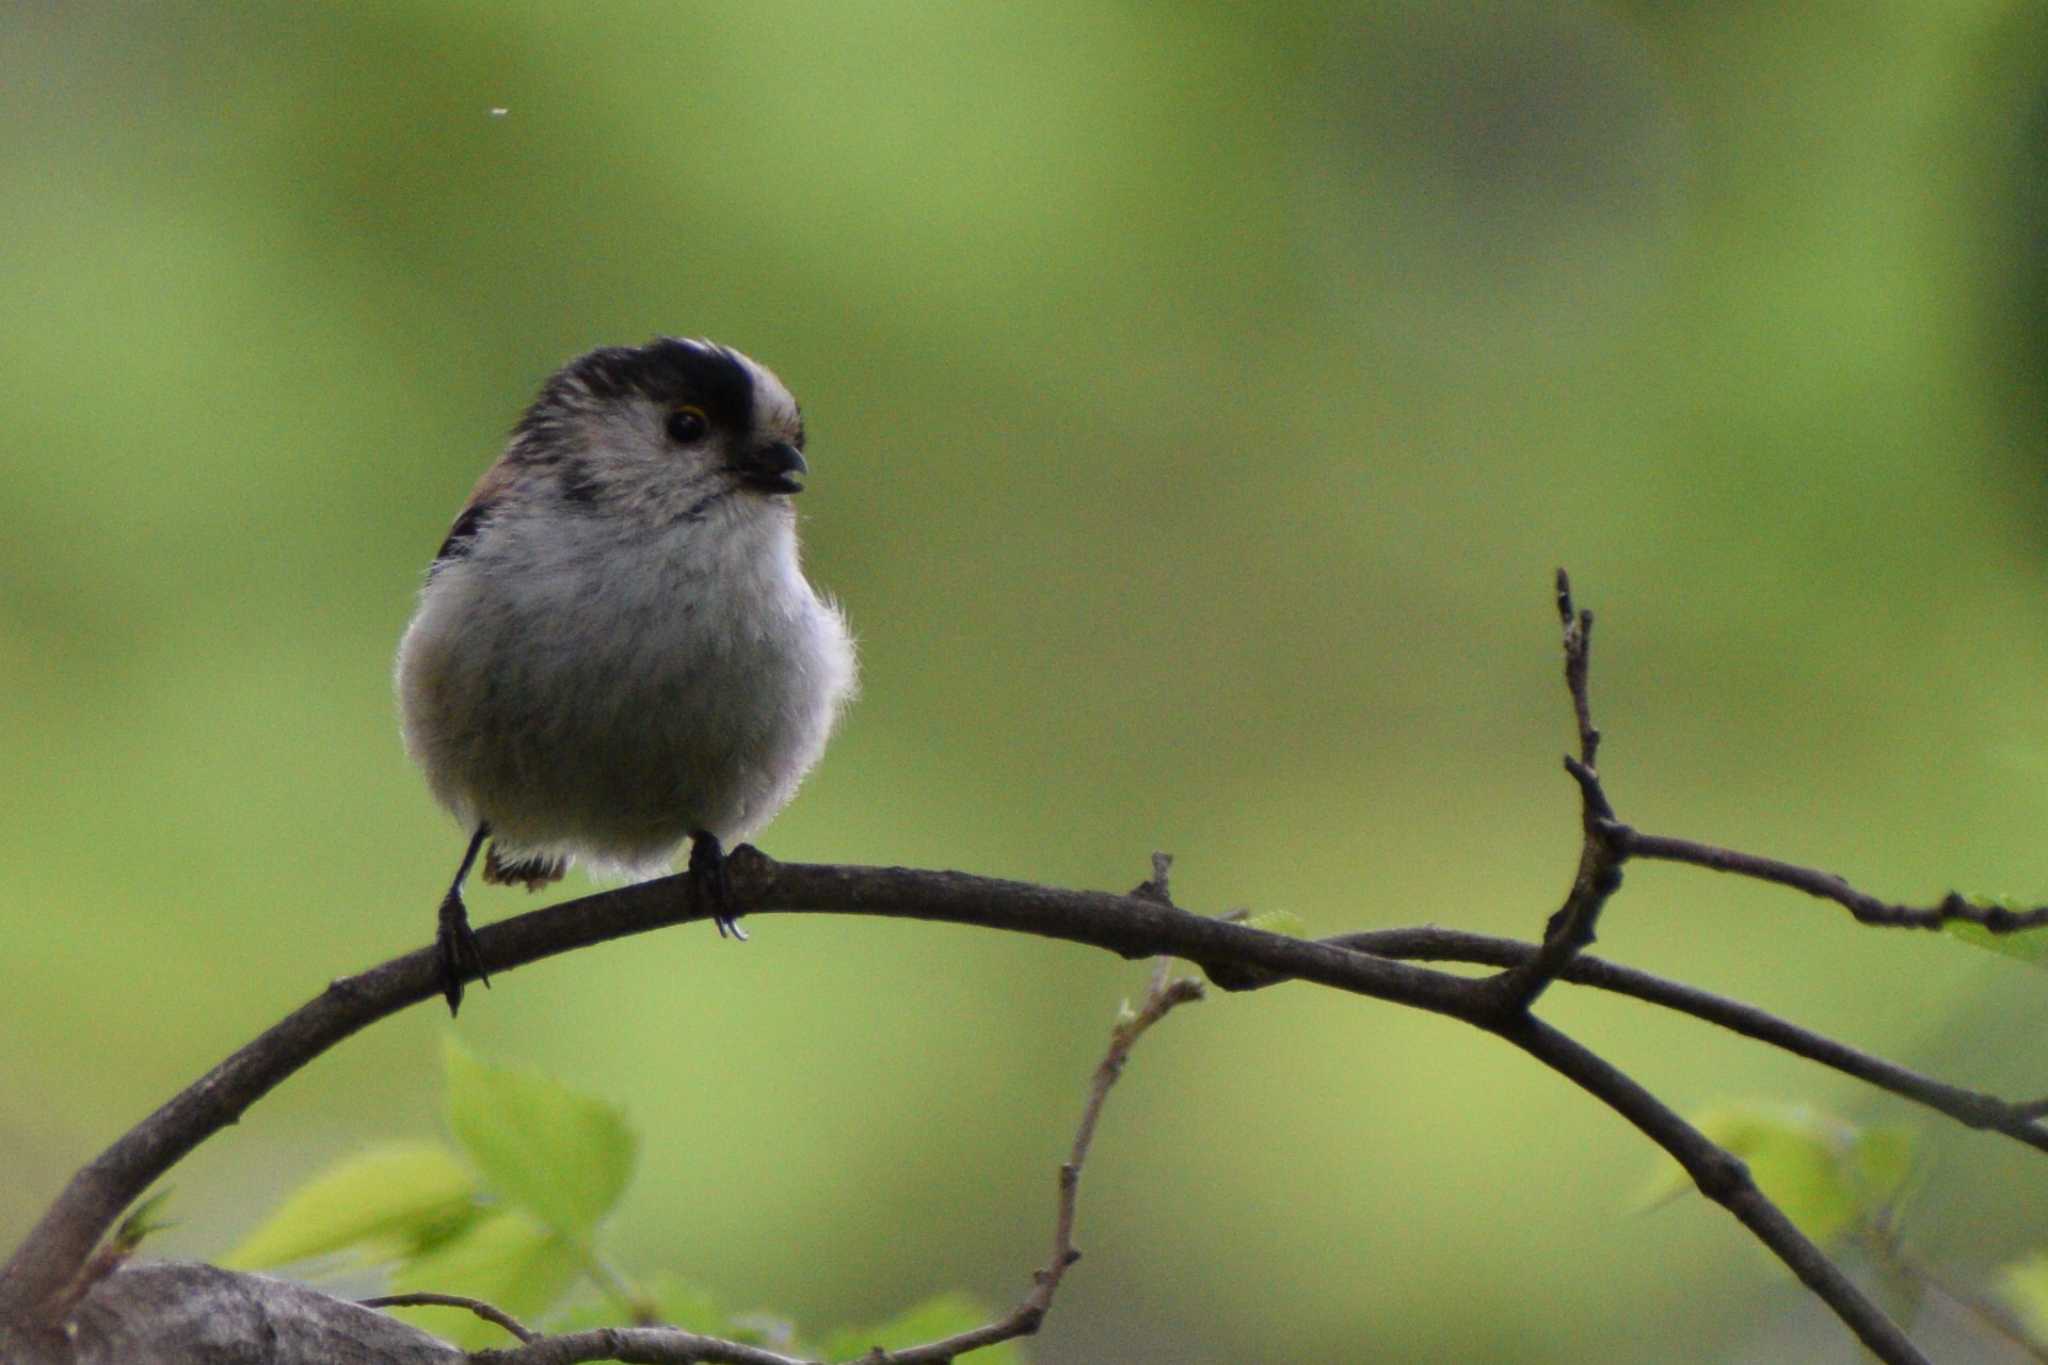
left=665, top=406, right=708, bottom=443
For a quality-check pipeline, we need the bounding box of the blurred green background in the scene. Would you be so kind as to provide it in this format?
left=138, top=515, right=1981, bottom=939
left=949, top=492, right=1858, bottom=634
left=8, top=2, right=2048, bottom=1360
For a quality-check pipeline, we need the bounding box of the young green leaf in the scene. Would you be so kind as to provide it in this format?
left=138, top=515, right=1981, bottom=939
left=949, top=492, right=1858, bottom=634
left=1637, top=1103, right=1913, bottom=1249
left=1241, top=908, right=1307, bottom=938
left=1846, top=1124, right=1920, bottom=1212
left=1944, top=912, right=2048, bottom=970
left=114, top=1188, right=177, bottom=1252
left=2001, top=1250, right=2048, bottom=1342
left=443, top=1036, right=637, bottom=1241
left=386, top=1209, right=581, bottom=1349
left=221, top=1141, right=477, bottom=1270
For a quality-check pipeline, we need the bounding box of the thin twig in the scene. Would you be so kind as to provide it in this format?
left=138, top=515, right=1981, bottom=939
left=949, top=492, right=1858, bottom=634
left=575, top=1247, right=660, bottom=1326
left=862, top=963, right=1206, bottom=1365
left=1488, top=569, right=1625, bottom=1014
left=360, top=1292, right=535, bottom=1344
left=481, top=960, right=1205, bottom=1365
left=1323, top=927, right=2048, bottom=1153
left=475, top=1326, right=809, bottom=1365
left=1607, top=825, right=2048, bottom=933
left=1556, top=567, right=1600, bottom=769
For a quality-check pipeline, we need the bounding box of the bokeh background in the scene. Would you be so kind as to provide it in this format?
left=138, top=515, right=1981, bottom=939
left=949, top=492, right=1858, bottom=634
left=8, top=3, right=2048, bottom=1360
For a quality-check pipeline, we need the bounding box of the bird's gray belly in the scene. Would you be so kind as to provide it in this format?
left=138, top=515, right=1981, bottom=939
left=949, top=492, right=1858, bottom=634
left=452, top=597, right=801, bottom=859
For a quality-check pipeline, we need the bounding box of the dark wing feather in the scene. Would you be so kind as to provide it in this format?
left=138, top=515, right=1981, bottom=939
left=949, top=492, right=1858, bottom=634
left=431, top=500, right=491, bottom=571
left=428, top=460, right=523, bottom=574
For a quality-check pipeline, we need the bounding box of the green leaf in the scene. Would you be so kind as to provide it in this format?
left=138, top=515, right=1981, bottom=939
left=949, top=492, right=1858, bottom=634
left=443, top=1036, right=637, bottom=1241
left=1240, top=908, right=1307, bottom=938
left=2002, top=1251, right=2048, bottom=1342
left=386, top=1210, right=581, bottom=1349
left=1944, top=911, right=2048, bottom=969
left=115, top=1188, right=177, bottom=1252
left=1846, top=1124, right=1920, bottom=1212
left=222, top=1141, right=477, bottom=1270
left=818, top=1292, right=1023, bottom=1364
left=1638, top=1103, right=1905, bottom=1249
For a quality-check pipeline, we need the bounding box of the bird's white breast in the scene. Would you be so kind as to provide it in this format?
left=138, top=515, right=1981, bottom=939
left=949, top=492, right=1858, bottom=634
left=396, top=501, right=854, bottom=873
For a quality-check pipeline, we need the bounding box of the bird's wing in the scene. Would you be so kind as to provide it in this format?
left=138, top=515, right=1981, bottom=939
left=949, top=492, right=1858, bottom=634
left=428, top=461, right=522, bottom=572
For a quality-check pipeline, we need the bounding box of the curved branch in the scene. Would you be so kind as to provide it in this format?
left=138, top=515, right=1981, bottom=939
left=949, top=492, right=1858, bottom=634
left=0, top=856, right=1479, bottom=1326
left=0, top=853, right=1927, bottom=1364
left=361, top=1293, right=535, bottom=1344
left=1332, top=927, right=2048, bottom=1153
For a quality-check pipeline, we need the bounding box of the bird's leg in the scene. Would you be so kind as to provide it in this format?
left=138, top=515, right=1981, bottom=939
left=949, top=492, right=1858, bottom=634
left=437, top=824, right=492, bottom=1014
left=688, top=830, right=746, bottom=940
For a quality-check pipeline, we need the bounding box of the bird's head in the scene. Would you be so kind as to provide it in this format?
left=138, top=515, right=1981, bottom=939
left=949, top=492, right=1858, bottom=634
left=508, top=337, right=810, bottom=527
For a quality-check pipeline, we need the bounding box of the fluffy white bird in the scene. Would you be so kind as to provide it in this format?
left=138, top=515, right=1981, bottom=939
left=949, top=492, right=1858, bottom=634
left=395, top=338, right=856, bottom=1011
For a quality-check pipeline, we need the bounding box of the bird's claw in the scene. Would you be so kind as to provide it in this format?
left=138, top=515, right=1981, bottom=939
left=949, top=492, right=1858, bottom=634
left=436, top=890, right=491, bottom=1015
left=689, top=832, right=747, bottom=940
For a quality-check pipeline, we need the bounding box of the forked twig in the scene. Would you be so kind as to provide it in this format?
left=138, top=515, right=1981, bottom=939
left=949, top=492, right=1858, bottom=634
left=475, top=951, right=1205, bottom=1365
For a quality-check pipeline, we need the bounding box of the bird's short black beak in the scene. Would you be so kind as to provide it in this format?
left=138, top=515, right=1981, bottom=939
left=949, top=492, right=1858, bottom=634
left=734, top=440, right=808, bottom=494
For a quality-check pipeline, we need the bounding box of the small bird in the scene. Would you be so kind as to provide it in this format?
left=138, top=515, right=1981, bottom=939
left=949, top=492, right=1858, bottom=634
left=394, top=338, right=857, bottom=1012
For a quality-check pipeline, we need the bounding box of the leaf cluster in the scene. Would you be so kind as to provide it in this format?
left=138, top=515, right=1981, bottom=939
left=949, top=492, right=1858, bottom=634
left=223, top=1039, right=1017, bottom=1360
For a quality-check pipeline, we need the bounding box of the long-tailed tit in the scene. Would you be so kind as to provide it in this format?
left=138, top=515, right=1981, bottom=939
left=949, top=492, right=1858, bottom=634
left=394, top=338, right=856, bottom=1012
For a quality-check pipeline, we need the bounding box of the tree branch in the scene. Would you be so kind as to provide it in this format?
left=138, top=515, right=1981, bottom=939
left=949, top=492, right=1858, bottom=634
left=476, top=1326, right=808, bottom=1365
left=37, top=1263, right=467, bottom=1365
left=859, top=960, right=1204, bottom=1365
left=1557, top=565, right=1601, bottom=769
left=1500, top=1016, right=1930, bottom=1365
left=1488, top=569, right=1625, bottom=1014
left=1607, top=825, right=2048, bottom=932
left=0, top=853, right=1928, bottom=1364
left=1332, top=927, right=2048, bottom=1154
left=0, top=859, right=1480, bottom=1331
left=9, top=572, right=2007, bottom=1365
